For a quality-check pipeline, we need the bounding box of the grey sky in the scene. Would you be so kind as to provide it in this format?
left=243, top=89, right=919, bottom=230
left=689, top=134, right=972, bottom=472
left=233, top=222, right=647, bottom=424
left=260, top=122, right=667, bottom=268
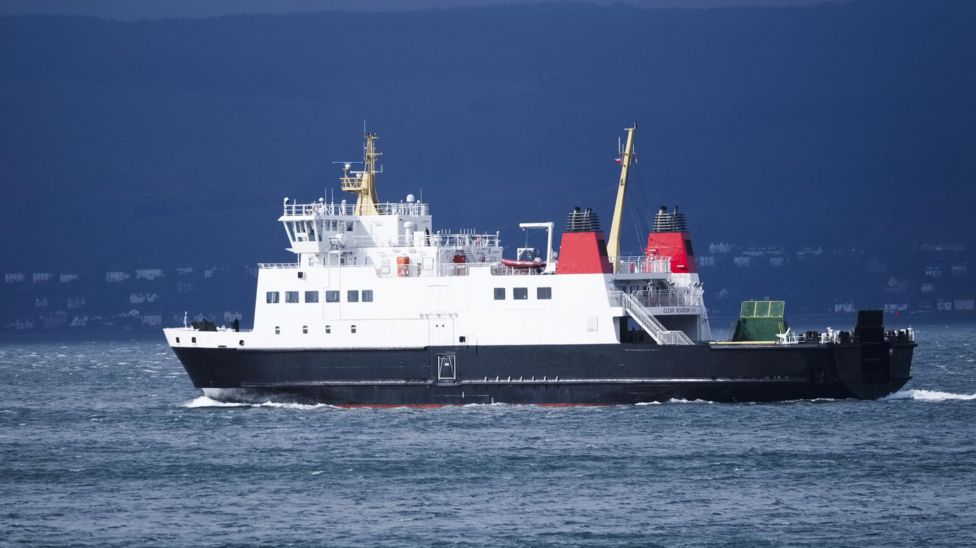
left=0, top=0, right=853, bottom=19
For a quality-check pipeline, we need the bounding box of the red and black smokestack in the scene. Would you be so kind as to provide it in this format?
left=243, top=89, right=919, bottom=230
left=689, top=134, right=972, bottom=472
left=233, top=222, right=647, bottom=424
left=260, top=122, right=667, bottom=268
left=555, top=207, right=612, bottom=275
left=645, top=206, right=697, bottom=273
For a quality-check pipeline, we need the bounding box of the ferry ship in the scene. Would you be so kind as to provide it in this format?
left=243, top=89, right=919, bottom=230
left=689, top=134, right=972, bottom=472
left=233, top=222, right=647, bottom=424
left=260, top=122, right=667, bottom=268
left=164, top=128, right=915, bottom=405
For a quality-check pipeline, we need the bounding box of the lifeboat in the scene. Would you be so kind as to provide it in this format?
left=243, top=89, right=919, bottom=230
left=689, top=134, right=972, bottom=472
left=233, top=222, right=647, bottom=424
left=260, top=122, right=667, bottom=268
left=500, top=258, right=546, bottom=269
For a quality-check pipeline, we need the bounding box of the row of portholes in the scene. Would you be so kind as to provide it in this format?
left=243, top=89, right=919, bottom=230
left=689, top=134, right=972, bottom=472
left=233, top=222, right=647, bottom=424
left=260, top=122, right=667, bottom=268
left=275, top=324, right=357, bottom=335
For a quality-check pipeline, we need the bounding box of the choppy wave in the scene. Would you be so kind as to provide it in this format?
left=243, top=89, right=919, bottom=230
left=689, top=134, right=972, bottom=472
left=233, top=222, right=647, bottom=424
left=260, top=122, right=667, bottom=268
left=184, top=396, right=249, bottom=408
left=667, top=398, right=716, bottom=404
left=636, top=398, right=715, bottom=405
left=184, top=395, right=333, bottom=410
left=886, top=389, right=976, bottom=402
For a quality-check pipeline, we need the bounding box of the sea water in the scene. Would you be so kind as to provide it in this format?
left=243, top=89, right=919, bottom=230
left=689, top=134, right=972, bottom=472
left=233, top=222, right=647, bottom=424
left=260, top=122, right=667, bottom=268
left=1, top=324, right=975, bottom=546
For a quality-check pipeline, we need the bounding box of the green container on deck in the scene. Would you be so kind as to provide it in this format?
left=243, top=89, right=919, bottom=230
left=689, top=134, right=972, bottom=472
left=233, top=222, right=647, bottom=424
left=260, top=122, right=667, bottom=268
left=732, top=300, right=788, bottom=342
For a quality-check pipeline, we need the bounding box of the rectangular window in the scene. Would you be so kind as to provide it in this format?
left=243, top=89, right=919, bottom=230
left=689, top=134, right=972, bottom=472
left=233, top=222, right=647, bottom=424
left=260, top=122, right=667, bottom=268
left=362, top=290, right=373, bottom=302
left=325, top=325, right=331, bottom=334
left=305, top=290, right=319, bottom=303
left=513, top=287, right=528, bottom=300
left=274, top=326, right=280, bottom=335
left=302, top=325, right=308, bottom=334
left=351, top=324, right=357, bottom=333
left=325, top=290, right=340, bottom=303
left=285, top=291, right=299, bottom=303
left=494, top=288, right=505, bottom=300
left=266, top=291, right=280, bottom=304
left=537, top=287, right=552, bottom=300
left=347, top=290, right=359, bottom=303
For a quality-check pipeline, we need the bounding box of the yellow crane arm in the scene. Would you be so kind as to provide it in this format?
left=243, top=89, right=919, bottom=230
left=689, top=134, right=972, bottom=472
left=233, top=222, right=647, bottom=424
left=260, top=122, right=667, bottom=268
left=606, top=125, right=637, bottom=272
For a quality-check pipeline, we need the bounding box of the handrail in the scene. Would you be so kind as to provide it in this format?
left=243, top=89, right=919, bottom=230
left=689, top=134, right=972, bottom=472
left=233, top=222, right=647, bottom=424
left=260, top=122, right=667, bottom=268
left=612, top=256, right=671, bottom=274
left=283, top=201, right=431, bottom=217
left=631, top=288, right=704, bottom=308
left=612, top=291, right=694, bottom=345
left=491, top=265, right=546, bottom=276
left=292, top=232, right=502, bottom=250
left=372, top=262, right=483, bottom=278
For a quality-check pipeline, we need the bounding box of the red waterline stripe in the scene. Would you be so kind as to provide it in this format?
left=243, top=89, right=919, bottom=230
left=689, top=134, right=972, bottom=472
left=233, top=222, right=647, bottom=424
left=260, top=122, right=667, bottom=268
left=334, top=402, right=614, bottom=409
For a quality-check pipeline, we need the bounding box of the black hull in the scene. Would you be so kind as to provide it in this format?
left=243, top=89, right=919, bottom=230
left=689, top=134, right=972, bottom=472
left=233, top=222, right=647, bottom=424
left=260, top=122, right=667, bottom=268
left=173, top=341, right=914, bottom=405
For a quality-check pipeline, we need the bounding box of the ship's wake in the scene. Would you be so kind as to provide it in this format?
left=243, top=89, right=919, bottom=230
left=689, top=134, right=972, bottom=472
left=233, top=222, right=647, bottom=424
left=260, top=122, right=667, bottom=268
left=636, top=398, right=716, bottom=405
left=885, top=389, right=976, bottom=402
left=183, top=389, right=336, bottom=410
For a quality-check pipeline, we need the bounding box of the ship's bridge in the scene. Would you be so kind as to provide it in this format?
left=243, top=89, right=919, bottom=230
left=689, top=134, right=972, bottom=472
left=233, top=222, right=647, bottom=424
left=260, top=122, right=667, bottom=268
left=280, top=197, right=433, bottom=254
left=278, top=196, right=503, bottom=273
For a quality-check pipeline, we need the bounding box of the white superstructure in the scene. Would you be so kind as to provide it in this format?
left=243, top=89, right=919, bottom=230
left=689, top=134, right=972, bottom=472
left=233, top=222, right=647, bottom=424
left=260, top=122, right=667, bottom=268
left=164, top=131, right=710, bottom=351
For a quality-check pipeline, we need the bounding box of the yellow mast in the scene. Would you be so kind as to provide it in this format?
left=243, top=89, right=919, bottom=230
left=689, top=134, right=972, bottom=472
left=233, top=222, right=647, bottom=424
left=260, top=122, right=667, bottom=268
left=606, top=125, right=637, bottom=272
left=340, top=132, right=382, bottom=215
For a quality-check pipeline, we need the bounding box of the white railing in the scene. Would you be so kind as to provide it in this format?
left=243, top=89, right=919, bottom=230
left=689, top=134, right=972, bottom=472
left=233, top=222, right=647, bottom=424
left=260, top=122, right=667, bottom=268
left=491, top=265, right=547, bottom=276
left=437, top=263, right=472, bottom=277
left=298, top=232, right=502, bottom=250
left=613, top=291, right=694, bottom=345
left=433, top=231, right=501, bottom=249
left=613, top=256, right=671, bottom=274
left=283, top=201, right=430, bottom=217
left=258, top=263, right=299, bottom=269
left=631, top=288, right=704, bottom=309
left=372, top=262, right=476, bottom=278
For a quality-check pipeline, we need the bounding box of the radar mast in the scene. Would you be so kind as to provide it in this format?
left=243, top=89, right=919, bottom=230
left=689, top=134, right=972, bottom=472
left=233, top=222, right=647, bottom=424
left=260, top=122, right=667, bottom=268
left=340, top=132, right=383, bottom=215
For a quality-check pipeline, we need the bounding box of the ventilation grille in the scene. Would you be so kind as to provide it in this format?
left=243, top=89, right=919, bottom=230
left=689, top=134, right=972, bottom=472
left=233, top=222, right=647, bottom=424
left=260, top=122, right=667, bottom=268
left=652, top=206, right=689, bottom=233
left=565, top=207, right=602, bottom=232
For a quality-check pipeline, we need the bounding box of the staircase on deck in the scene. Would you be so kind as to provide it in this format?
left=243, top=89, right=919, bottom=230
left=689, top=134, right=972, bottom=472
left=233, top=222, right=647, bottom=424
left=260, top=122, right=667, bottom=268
left=618, top=292, right=695, bottom=346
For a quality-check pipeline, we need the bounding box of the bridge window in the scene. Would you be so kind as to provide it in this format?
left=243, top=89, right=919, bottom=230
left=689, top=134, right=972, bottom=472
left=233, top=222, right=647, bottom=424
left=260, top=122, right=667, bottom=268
left=494, top=288, right=505, bottom=300
left=347, top=290, right=359, bottom=303
left=325, top=290, right=340, bottom=303
left=285, top=291, right=299, bottom=303
left=537, top=287, right=552, bottom=300
left=362, top=290, right=373, bottom=302
left=305, top=291, right=319, bottom=303
left=513, top=287, right=528, bottom=300
left=266, top=291, right=280, bottom=304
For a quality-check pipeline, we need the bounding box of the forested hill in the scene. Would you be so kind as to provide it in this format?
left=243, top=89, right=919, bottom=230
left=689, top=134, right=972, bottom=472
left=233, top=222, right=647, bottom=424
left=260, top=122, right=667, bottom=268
left=1, top=0, right=973, bottom=271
